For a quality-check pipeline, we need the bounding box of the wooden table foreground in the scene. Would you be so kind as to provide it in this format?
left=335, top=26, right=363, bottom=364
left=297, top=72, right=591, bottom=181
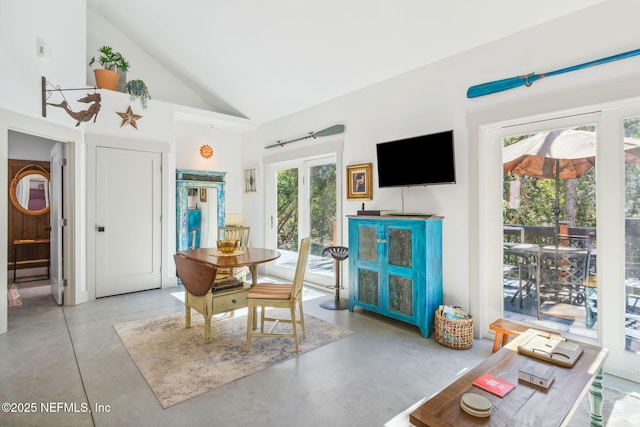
left=410, top=329, right=608, bottom=427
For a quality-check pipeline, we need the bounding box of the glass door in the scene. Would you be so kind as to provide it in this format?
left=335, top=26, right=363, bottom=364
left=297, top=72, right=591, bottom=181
left=482, top=104, right=640, bottom=383
left=267, top=155, right=337, bottom=287
left=501, top=123, right=598, bottom=341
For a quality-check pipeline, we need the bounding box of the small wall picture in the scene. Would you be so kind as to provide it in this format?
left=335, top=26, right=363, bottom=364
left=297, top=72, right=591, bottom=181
left=346, top=163, right=372, bottom=200
left=244, top=168, right=257, bottom=192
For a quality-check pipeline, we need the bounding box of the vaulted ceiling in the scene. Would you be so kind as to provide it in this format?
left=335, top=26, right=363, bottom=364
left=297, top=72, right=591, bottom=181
left=87, top=0, right=606, bottom=126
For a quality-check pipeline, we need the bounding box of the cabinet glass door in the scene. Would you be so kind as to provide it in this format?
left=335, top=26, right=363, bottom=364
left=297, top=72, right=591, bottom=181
left=387, top=225, right=414, bottom=317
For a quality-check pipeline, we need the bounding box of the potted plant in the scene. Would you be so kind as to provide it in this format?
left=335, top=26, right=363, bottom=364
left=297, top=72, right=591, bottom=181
left=125, top=80, right=151, bottom=109
left=89, top=46, right=130, bottom=90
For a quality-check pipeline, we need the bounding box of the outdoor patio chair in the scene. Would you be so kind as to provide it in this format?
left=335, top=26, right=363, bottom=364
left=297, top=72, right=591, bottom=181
left=538, top=246, right=591, bottom=325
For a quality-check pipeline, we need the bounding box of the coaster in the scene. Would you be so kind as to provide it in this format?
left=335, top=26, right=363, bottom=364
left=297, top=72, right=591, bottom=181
left=460, top=393, right=491, bottom=418
left=209, top=250, right=245, bottom=257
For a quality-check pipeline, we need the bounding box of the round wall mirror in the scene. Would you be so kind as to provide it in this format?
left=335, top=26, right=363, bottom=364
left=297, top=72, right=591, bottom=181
left=9, top=168, right=50, bottom=216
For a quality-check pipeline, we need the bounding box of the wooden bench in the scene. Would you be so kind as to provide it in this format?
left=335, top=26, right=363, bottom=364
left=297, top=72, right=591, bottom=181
left=489, top=318, right=559, bottom=353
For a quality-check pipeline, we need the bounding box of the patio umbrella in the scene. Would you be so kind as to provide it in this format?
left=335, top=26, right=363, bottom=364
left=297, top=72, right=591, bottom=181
left=503, top=129, right=640, bottom=246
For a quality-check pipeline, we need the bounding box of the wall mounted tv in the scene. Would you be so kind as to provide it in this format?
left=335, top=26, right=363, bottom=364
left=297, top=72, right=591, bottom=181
left=376, top=130, right=456, bottom=187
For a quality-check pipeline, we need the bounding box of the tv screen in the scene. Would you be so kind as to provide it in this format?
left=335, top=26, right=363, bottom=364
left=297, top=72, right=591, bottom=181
left=376, top=130, right=456, bottom=187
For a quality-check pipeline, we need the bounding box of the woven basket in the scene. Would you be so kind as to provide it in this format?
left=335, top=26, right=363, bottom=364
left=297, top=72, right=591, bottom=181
left=434, top=310, right=474, bottom=350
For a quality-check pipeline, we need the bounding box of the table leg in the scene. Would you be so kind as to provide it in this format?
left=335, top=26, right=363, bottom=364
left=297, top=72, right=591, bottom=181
left=588, top=367, right=604, bottom=427
left=250, top=264, right=258, bottom=329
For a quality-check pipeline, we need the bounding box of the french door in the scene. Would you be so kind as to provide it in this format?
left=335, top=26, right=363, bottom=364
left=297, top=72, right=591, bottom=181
left=482, top=103, right=640, bottom=383
left=266, top=155, right=338, bottom=288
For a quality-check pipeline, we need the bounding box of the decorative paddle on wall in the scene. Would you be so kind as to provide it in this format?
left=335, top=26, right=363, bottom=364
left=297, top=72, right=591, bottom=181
left=265, top=124, right=345, bottom=149
left=467, top=47, right=640, bottom=98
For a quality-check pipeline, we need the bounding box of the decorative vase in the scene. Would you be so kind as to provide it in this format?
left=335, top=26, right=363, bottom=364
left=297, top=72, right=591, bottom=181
left=94, top=69, right=120, bottom=90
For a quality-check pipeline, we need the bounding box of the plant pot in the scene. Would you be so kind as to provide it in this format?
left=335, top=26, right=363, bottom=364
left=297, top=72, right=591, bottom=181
left=94, top=69, right=120, bottom=90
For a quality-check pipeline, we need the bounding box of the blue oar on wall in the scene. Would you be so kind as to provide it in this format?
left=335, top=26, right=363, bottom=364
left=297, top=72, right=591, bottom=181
left=467, top=48, right=640, bottom=98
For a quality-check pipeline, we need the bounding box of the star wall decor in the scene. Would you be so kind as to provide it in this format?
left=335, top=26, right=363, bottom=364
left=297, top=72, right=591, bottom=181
left=116, top=105, right=143, bottom=129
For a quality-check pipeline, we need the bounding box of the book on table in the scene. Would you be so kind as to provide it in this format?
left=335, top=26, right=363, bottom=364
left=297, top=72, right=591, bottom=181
left=518, top=360, right=556, bottom=389
left=472, top=373, right=515, bottom=397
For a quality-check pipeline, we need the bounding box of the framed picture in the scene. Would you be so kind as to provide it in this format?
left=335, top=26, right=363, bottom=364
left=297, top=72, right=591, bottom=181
left=346, top=163, right=373, bottom=200
left=244, top=168, right=257, bottom=192
left=199, top=188, right=207, bottom=202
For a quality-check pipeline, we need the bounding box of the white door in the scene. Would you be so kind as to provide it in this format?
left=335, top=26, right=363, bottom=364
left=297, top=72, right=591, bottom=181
left=49, top=143, right=65, bottom=304
left=95, top=147, right=162, bottom=297
left=482, top=104, right=640, bottom=383
left=267, top=156, right=337, bottom=287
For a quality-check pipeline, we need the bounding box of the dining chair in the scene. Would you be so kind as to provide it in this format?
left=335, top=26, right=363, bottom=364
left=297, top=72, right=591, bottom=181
left=538, top=246, right=591, bottom=324
left=218, top=226, right=251, bottom=248
left=174, top=253, right=219, bottom=343
left=215, top=226, right=252, bottom=283
left=245, top=237, right=311, bottom=353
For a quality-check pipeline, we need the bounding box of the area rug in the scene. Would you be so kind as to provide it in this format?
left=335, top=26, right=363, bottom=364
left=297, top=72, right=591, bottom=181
left=7, top=284, right=22, bottom=307
left=114, top=309, right=353, bottom=408
left=567, top=386, right=640, bottom=426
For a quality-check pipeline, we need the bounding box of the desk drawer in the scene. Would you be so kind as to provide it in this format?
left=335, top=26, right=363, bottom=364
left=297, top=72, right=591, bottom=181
left=212, top=289, right=248, bottom=314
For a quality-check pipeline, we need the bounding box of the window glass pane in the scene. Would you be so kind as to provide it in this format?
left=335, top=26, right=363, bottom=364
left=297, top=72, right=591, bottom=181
left=276, top=167, right=299, bottom=253
left=624, top=116, right=640, bottom=353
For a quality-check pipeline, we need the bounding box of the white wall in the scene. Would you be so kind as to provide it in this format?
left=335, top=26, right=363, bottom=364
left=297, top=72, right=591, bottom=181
left=242, top=0, right=640, bottom=328
left=8, top=130, right=57, bottom=161
left=0, top=0, right=253, bottom=334
left=86, top=10, right=222, bottom=113
left=175, top=119, right=244, bottom=214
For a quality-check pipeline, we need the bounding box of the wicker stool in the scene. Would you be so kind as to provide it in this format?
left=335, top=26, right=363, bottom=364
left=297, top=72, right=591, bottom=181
left=320, top=246, right=349, bottom=310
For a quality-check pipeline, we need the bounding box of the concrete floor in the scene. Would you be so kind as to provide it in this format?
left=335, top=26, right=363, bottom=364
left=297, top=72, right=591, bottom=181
left=1, top=279, right=638, bottom=427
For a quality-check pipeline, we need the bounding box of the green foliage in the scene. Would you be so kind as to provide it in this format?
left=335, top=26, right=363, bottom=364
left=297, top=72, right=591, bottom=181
left=276, top=163, right=337, bottom=255
left=277, top=168, right=299, bottom=251
left=124, top=80, right=151, bottom=109
left=309, top=164, right=337, bottom=255
left=502, top=131, right=596, bottom=228
left=89, top=46, right=130, bottom=72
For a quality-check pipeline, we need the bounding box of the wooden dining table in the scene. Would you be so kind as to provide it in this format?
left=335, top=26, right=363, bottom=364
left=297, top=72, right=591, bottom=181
left=175, top=247, right=281, bottom=286
left=176, top=247, right=281, bottom=331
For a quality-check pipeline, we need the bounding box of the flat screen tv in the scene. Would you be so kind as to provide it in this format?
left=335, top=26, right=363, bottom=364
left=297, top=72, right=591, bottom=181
left=376, top=130, right=455, bottom=187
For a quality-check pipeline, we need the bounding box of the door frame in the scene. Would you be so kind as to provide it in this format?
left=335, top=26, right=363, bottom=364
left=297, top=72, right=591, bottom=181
left=85, top=134, right=171, bottom=300
left=49, top=142, right=66, bottom=305
left=1, top=109, right=82, bottom=335
left=476, top=98, right=640, bottom=383
left=263, top=140, right=343, bottom=287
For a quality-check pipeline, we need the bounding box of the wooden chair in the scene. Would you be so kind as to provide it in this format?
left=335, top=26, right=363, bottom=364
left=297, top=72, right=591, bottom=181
left=174, top=254, right=218, bottom=343
left=246, top=237, right=311, bottom=352
left=218, top=226, right=251, bottom=248
left=215, top=226, right=251, bottom=283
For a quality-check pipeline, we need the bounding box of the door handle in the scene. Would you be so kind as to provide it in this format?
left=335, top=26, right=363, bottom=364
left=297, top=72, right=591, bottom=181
left=97, top=226, right=105, bottom=232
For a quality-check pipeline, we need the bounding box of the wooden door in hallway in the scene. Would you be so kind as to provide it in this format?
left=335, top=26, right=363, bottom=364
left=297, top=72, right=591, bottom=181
left=95, top=147, right=162, bottom=297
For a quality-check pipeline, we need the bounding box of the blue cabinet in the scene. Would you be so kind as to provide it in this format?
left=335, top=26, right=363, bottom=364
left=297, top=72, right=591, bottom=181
left=348, top=216, right=443, bottom=337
